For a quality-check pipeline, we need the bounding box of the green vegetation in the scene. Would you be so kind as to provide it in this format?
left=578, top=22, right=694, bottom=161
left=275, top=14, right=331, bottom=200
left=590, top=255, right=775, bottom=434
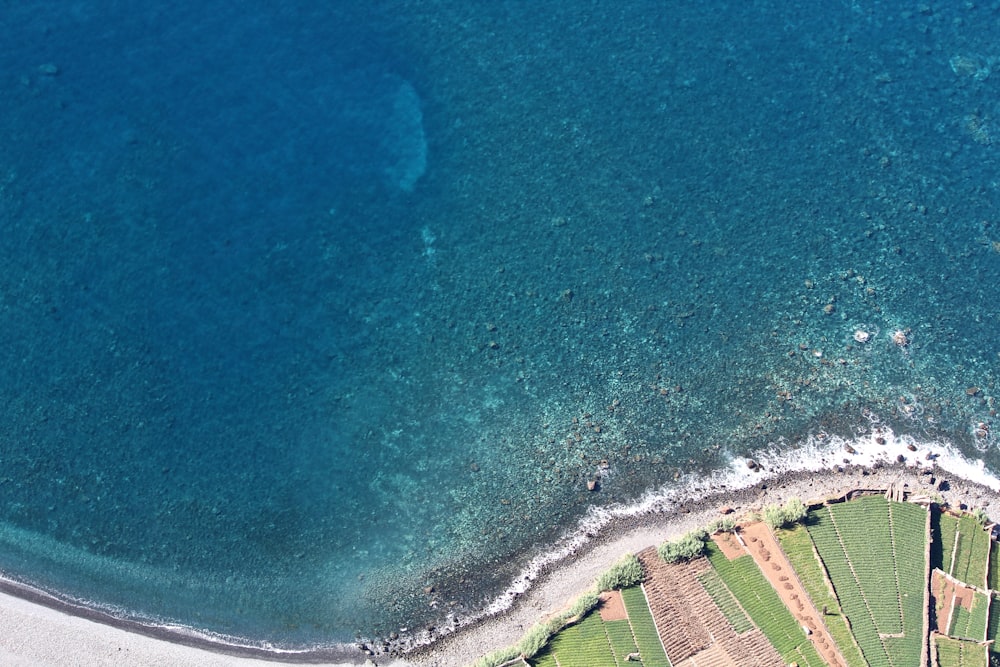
left=705, top=541, right=825, bottom=667
left=471, top=644, right=522, bottom=667
left=988, top=592, right=1000, bottom=666
left=531, top=611, right=617, bottom=667
left=762, top=497, right=809, bottom=530
left=697, top=568, right=753, bottom=633
left=596, top=554, right=644, bottom=592
left=470, top=587, right=602, bottom=667
left=604, top=619, right=640, bottom=667
left=935, top=635, right=989, bottom=667
left=708, top=516, right=737, bottom=533
left=620, top=585, right=670, bottom=667
left=988, top=541, right=1000, bottom=591
left=806, top=497, right=927, bottom=667
left=940, top=512, right=960, bottom=576
left=516, top=623, right=553, bottom=659
left=657, top=528, right=708, bottom=564
left=951, top=514, right=991, bottom=589
left=950, top=591, right=990, bottom=642
left=775, top=524, right=868, bottom=667
left=478, top=495, right=1000, bottom=667
left=887, top=499, right=930, bottom=667
left=567, top=591, right=600, bottom=620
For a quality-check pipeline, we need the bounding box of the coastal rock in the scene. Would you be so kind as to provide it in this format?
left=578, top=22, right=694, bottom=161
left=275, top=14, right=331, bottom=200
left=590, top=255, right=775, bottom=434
left=844, top=444, right=856, bottom=454
left=746, top=459, right=758, bottom=470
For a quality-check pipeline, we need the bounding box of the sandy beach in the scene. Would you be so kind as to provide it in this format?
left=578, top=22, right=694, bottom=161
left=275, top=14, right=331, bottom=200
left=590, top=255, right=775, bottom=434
left=3, top=432, right=999, bottom=667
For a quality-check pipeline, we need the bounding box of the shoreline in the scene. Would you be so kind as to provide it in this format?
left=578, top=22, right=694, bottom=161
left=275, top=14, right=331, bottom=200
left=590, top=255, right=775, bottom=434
left=1, top=427, right=999, bottom=666
left=407, top=460, right=1000, bottom=667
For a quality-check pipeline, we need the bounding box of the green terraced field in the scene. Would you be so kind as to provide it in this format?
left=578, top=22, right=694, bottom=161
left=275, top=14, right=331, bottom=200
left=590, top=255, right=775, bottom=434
left=952, top=514, right=991, bottom=589
left=705, top=541, right=825, bottom=667
left=531, top=611, right=617, bottom=667
left=620, top=586, right=670, bottom=667
left=988, top=540, right=1000, bottom=591
left=499, top=497, right=1000, bottom=667
left=935, top=635, right=988, bottom=667
left=776, top=524, right=868, bottom=667
left=806, top=496, right=927, bottom=667
left=697, top=568, right=753, bottom=634
left=604, top=618, right=640, bottom=667
left=949, top=591, right=989, bottom=642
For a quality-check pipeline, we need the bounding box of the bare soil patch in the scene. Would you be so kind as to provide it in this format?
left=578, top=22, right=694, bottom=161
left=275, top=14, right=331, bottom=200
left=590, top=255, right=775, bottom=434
left=598, top=590, right=627, bottom=622
left=712, top=530, right=746, bottom=560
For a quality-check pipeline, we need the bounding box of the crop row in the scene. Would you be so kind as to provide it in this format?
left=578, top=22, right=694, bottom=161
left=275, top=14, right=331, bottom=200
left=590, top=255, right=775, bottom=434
left=698, top=569, right=753, bottom=634
left=705, top=543, right=824, bottom=667
left=953, top=515, right=990, bottom=589
left=807, top=499, right=930, bottom=667
left=965, top=591, right=989, bottom=642
left=815, top=511, right=904, bottom=635
left=808, top=508, right=892, bottom=666
left=934, top=635, right=989, bottom=667
left=887, top=504, right=929, bottom=667
left=620, top=585, right=670, bottom=667
left=939, top=513, right=960, bottom=576
left=988, top=592, right=1000, bottom=645
left=829, top=498, right=906, bottom=634
left=989, top=540, right=1000, bottom=591
left=533, top=611, right=617, bottom=667
left=777, top=524, right=869, bottom=667
left=604, top=619, right=639, bottom=667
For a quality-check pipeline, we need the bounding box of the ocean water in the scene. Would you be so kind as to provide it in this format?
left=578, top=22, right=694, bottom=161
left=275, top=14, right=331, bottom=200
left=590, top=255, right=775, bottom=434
left=1, top=0, right=999, bottom=653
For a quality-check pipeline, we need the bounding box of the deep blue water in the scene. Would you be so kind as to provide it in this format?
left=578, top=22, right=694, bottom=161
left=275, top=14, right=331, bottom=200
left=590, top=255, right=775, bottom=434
left=1, top=0, right=999, bottom=650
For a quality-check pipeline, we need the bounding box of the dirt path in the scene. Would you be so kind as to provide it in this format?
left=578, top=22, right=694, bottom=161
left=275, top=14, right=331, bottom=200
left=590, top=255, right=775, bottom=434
left=740, top=521, right=848, bottom=667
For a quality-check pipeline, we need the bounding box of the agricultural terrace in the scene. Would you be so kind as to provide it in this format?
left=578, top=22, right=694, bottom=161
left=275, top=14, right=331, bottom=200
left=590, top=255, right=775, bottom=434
left=988, top=541, right=1000, bottom=590
left=705, top=539, right=826, bottom=667
left=637, top=546, right=782, bottom=665
left=806, top=495, right=928, bottom=667
left=776, top=524, right=869, bottom=667
left=932, top=570, right=990, bottom=643
left=932, top=635, right=988, bottom=667
left=483, top=490, right=1000, bottom=667
left=935, top=511, right=991, bottom=590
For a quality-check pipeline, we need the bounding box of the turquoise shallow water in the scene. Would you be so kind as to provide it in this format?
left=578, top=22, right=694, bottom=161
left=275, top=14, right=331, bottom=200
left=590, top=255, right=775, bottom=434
left=1, top=0, right=999, bottom=651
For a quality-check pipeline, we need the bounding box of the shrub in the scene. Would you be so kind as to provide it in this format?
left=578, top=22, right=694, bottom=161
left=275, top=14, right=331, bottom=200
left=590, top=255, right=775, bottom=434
left=515, top=622, right=552, bottom=658
left=471, top=590, right=601, bottom=666
left=783, top=497, right=807, bottom=523
left=710, top=516, right=737, bottom=533
left=763, top=497, right=808, bottom=530
left=658, top=528, right=708, bottom=563
left=973, top=508, right=990, bottom=527
left=470, top=645, right=520, bottom=667
left=596, top=553, right=644, bottom=591
left=762, top=504, right=786, bottom=530
left=568, top=590, right=600, bottom=619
